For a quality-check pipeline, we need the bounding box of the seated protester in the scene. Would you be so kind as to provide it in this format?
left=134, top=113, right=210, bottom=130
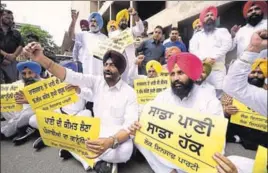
left=23, top=43, right=138, bottom=173
left=107, top=20, right=118, bottom=36
left=1, top=61, right=41, bottom=145
left=223, top=30, right=267, bottom=116
left=163, top=27, right=187, bottom=52
left=162, top=46, right=181, bottom=71
left=222, top=58, right=268, bottom=150
left=195, top=62, right=216, bottom=96
left=128, top=52, right=225, bottom=173
left=28, top=61, right=92, bottom=150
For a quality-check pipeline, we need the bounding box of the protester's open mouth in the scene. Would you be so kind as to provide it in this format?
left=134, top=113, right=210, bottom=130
left=104, top=72, right=113, bottom=78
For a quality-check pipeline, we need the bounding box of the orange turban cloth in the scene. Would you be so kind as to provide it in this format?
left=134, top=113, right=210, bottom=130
left=199, top=6, right=218, bottom=24
left=165, top=46, right=181, bottom=60
left=192, top=19, right=201, bottom=29
left=107, top=20, right=118, bottom=32
left=251, top=58, right=268, bottom=78
left=243, top=1, right=267, bottom=18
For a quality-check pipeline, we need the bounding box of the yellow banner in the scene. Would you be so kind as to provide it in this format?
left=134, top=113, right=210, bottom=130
left=22, top=77, right=78, bottom=111
left=93, top=29, right=134, bottom=60
left=0, top=83, right=24, bottom=112
left=160, top=69, right=169, bottom=77
left=231, top=99, right=267, bottom=132
left=135, top=102, right=228, bottom=173
left=253, top=145, right=267, bottom=173
left=134, top=77, right=170, bottom=104
left=36, top=109, right=100, bottom=167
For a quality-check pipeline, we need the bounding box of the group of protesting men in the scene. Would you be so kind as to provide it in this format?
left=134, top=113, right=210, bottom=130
left=0, top=1, right=268, bottom=173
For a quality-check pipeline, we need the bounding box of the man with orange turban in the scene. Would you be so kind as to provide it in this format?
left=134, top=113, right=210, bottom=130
left=107, top=20, right=118, bottom=34
left=190, top=6, right=232, bottom=98
left=108, top=8, right=144, bottom=85
left=128, top=52, right=235, bottom=173
left=230, top=1, right=267, bottom=58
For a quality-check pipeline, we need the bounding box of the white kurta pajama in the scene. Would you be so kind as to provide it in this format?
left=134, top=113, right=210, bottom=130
left=108, top=20, right=144, bottom=85
left=190, top=28, right=232, bottom=92
left=63, top=69, right=139, bottom=170
left=231, top=19, right=268, bottom=58
left=72, top=31, right=107, bottom=75
left=1, top=80, right=35, bottom=137
left=136, top=85, right=224, bottom=173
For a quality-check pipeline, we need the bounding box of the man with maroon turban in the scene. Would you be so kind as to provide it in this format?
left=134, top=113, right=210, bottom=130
left=128, top=52, right=227, bottom=173
left=190, top=6, right=232, bottom=98
left=230, top=1, right=267, bottom=58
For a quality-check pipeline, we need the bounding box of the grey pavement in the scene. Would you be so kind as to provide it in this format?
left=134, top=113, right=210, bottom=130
left=1, top=120, right=256, bottom=173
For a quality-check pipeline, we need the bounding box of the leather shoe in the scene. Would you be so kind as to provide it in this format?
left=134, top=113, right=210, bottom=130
left=33, top=137, right=46, bottom=150
left=13, top=126, right=37, bottom=145
left=59, top=149, right=73, bottom=159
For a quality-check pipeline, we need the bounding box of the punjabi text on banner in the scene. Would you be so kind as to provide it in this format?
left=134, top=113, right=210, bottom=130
left=135, top=102, right=228, bottom=173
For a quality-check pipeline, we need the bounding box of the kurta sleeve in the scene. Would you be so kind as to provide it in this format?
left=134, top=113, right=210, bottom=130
left=132, top=19, right=144, bottom=37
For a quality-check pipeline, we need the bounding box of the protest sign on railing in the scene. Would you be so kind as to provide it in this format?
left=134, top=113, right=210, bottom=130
left=134, top=77, right=170, bottom=104
left=231, top=99, right=267, bottom=132
left=36, top=110, right=100, bottom=167
left=23, top=77, right=78, bottom=111
left=135, top=102, right=228, bottom=173
left=0, top=83, right=24, bottom=112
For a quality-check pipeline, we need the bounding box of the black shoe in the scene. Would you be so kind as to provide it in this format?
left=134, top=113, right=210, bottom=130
left=0, top=132, right=6, bottom=140
left=1, top=117, right=5, bottom=121
left=33, top=137, right=46, bottom=150
left=13, top=127, right=37, bottom=145
left=59, top=149, right=73, bottom=160
left=94, top=161, right=116, bottom=173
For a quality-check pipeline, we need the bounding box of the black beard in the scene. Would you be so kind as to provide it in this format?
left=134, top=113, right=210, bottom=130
left=246, top=13, right=263, bottom=27
left=119, top=23, right=128, bottom=30
left=23, top=77, right=38, bottom=86
left=204, top=19, right=216, bottom=33
left=248, top=77, right=265, bottom=88
left=171, top=79, right=194, bottom=100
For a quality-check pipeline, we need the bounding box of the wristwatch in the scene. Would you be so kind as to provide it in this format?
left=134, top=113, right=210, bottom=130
left=110, top=136, right=119, bottom=149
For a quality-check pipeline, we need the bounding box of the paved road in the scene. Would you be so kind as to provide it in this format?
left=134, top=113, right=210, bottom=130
left=1, top=121, right=256, bottom=173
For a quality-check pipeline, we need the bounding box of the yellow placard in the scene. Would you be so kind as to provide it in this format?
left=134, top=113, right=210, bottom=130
left=0, top=83, right=24, bottom=112
left=22, top=77, right=78, bottom=111
left=231, top=99, right=267, bottom=132
left=93, top=29, right=134, bottom=60
left=36, top=109, right=100, bottom=167
left=253, top=146, right=267, bottom=173
left=160, top=69, right=169, bottom=77
left=135, top=102, right=228, bottom=173
left=134, top=77, right=170, bottom=104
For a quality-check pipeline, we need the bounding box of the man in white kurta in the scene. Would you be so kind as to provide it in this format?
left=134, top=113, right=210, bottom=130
left=22, top=41, right=139, bottom=172
left=190, top=6, right=232, bottom=98
left=223, top=30, right=268, bottom=116
left=1, top=61, right=42, bottom=144
left=108, top=8, right=144, bottom=85
left=130, top=53, right=224, bottom=173
left=72, top=12, right=107, bottom=75
left=230, top=1, right=267, bottom=58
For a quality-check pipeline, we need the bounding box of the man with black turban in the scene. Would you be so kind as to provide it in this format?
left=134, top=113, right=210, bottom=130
left=23, top=42, right=139, bottom=172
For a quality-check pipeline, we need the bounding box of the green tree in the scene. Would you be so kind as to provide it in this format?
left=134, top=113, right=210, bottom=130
left=19, top=24, right=61, bottom=54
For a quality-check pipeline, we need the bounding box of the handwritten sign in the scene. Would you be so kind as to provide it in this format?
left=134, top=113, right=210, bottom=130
left=93, top=29, right=134, bottom=60
left=23, top=77, right=78, bottom=111
left=135, top=102, right=228, bottom=173
left=231, top=99, right=267, bottom=132
left=36, top=110, right=100, bottom=167
left=134, top=77, right=170, bottom=104
left=253, top=146, right=267, bottom=173
left=0, top=83, right=24, bottom=112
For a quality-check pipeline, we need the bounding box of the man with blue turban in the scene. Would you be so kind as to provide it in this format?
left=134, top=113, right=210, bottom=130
left=72, top=12, right=107, bottom=75
left=1, top=61, right=42, bottom=145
